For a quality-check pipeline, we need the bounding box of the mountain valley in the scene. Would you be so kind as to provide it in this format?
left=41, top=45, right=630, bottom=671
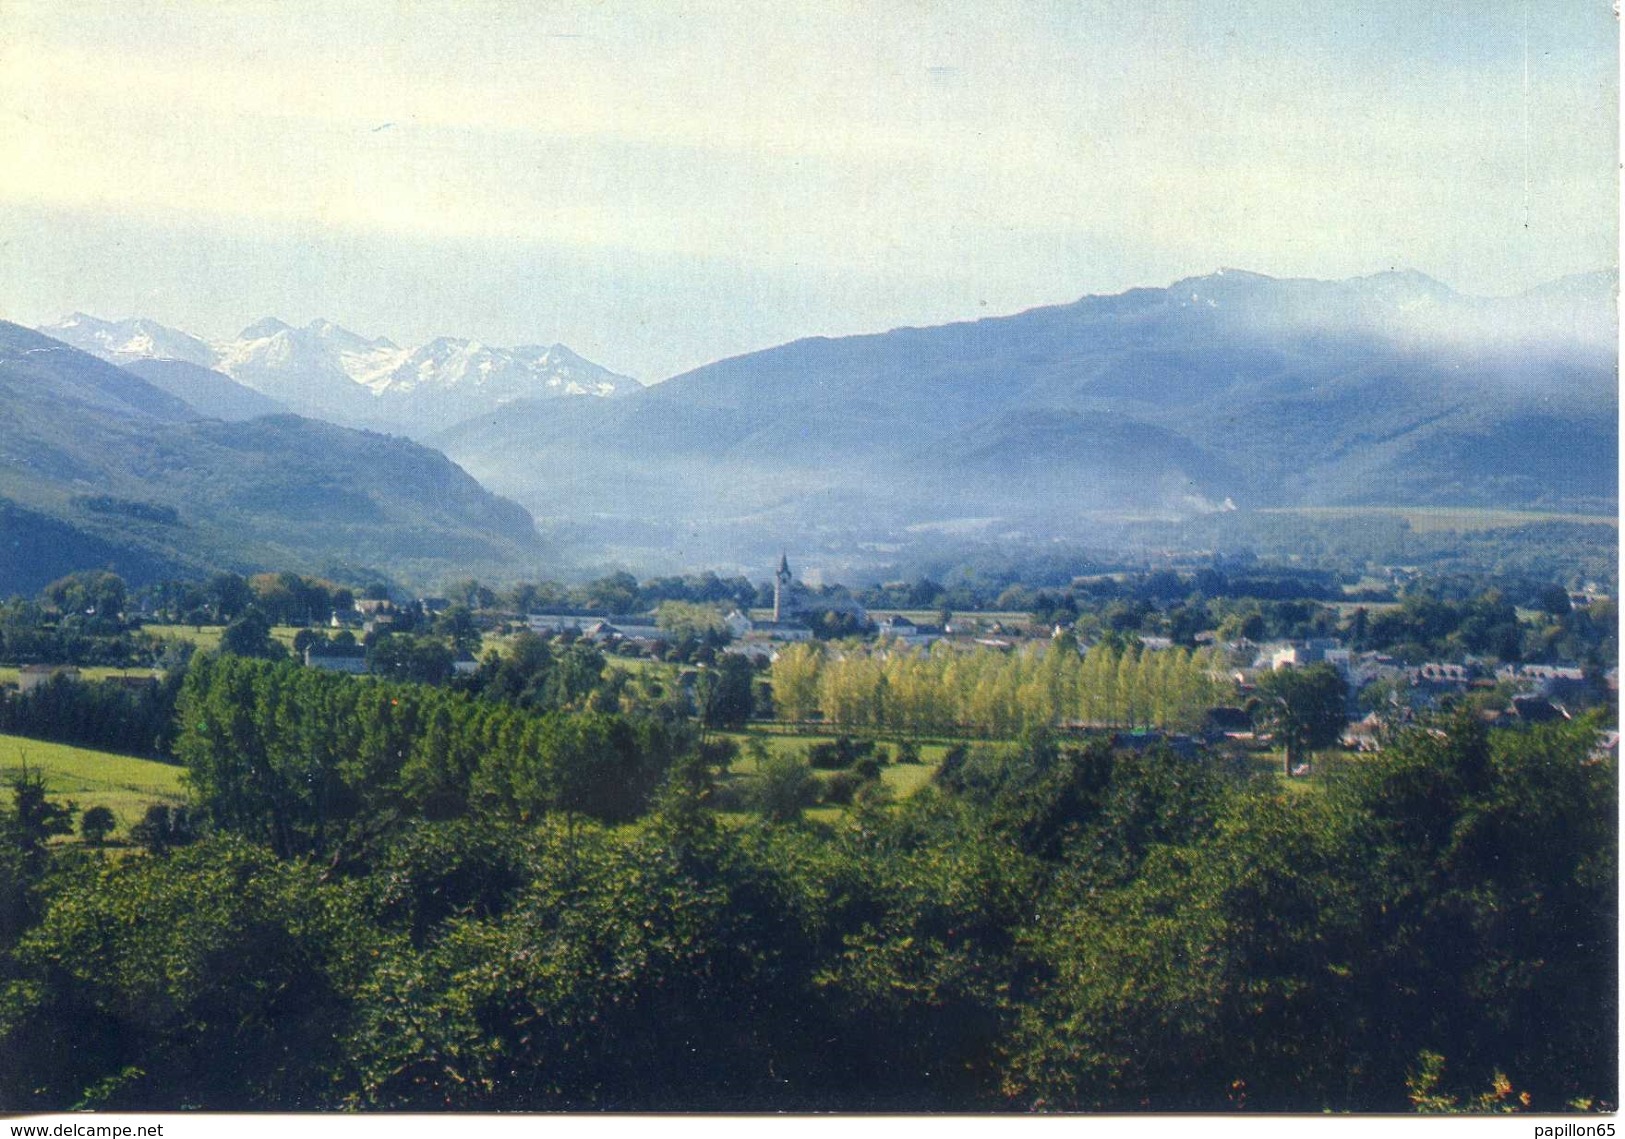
left=16, top=267, right=1617, bottom=583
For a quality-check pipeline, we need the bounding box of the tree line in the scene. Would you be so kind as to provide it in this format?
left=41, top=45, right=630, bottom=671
left=772, top=638, right=1235, bottom=736
left=175, top=656, right=688, bottom=859
left=0, top=671, right=188, bottom=760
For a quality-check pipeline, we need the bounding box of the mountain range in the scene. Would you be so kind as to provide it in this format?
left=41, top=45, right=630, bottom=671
left=427, top=268, right=1617, bottom=571
left=13, top=267, right=1617, bottom=584
left=0, top=322, right=546, bottom=594
left=40, top=313, right=640, bottom=436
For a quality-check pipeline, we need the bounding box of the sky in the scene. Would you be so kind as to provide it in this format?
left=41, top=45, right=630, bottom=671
left=0, top=0, right=1616, bottom=381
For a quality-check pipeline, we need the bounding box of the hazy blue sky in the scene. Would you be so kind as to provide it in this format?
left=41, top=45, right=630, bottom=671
left=0, top=1, right=1615, bottom=379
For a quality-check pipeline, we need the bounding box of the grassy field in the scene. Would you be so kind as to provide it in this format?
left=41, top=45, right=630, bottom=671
left=142, top=623, right=224, bottom=652
left=1238, top=746, right=1362, bottom=793
left=720, top=729, right=963, bottom=769
left=601, top=655, right=680, bottom=675
left=0, top=733, right=186, bottom=843
left=1259, top=506, right=1618, bottom=534
left=142, top=623, right=312, bottom=652
left=2, top=623, right=311, bottom=683
left=0, top=665, right=164, bottom=686
left=716, top=727, right=972, bottom=821
left=145, top=622, right=509, bottom=656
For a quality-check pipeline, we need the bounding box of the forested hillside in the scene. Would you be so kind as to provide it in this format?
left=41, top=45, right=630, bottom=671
left=0, top=323, right=548, bottom=592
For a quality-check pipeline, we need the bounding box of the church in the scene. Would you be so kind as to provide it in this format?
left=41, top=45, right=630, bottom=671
left=772, top=552, right=797, bottom=622
left=772, top=552, right=866, bottom=624
left=724, top=553, right=866, bottom=643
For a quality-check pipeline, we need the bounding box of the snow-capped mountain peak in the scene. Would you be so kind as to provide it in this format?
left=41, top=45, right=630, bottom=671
left=38, top=312, right=640, bottom=436
left=363, top=336, right=635, bottom=401
left=237, top=317, right=293, bottom=341
left=41, top=313, right=218, bottom=368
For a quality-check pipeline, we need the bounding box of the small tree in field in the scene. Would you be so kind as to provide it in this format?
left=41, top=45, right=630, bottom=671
left=697, top=654, right=754, bottom=730
left=220, top=610, right=285, bottom=660
left=129, top=803, right=200, bottom=856
left=7, top=767, right=76, bottom=857
left=80, top=806, right=117, bottom=847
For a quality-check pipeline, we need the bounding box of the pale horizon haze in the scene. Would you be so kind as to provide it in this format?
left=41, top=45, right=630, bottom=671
left=0, top=0, right=1616, bottom=381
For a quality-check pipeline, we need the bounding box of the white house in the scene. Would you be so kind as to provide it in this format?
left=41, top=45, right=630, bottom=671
left=875, top=614, right=942, bottom=648
left=1267, top=639, right=1350, bottom=673
left=725, top=610, right=755, bottom=639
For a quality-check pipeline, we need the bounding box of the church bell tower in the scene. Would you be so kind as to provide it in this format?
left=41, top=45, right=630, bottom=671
left=773, top=552, right=793, bottom=623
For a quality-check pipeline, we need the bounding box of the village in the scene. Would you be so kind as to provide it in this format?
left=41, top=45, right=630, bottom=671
left=247, top=553, right=1615, bottom=762
left=1, top=551, right=1611, bottom=763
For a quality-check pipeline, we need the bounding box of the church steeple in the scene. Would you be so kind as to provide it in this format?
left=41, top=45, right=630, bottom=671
left=773, top=552, right=793, bottom=623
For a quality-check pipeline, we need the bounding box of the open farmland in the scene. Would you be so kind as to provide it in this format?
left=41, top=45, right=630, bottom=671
left=0, top=733, right=185, bottom=842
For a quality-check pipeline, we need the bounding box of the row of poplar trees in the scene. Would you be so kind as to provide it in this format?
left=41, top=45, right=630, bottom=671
left=771, top=638, right=1234, bottom=736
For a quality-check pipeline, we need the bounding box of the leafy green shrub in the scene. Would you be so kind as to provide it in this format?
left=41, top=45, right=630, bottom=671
left=751, top=754, right=819, bottom=822
left=807, top=736, right=874, bottom=770
left=822, top=771, right=861, bottom=805
left=370, top=819, right=532, bottom=946
left=128, top=804, right=201, bottom=856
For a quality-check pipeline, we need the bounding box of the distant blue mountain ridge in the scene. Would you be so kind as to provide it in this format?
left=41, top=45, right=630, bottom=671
left=430, top=268, right=1617, bottom=567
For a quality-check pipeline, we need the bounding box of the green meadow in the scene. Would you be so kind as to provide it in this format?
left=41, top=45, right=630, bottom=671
left=0, top=733, right=186, bottom=843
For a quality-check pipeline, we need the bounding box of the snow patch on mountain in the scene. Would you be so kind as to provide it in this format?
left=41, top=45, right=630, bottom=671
left=43, top=314, right=217, bottom=369
left=39, top=313, right=639, bottom=433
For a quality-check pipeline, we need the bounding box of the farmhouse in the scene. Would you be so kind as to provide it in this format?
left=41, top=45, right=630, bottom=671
left=742, top=619, right=815, bottom=644
left=875, top=614, right=943, bottom=648
left=1266, top=639, right=1350, bottom=672
left=18, top=664, right=81, bottom=692
left=581, top=620, right=665, bottom=650
left=724, top=610, right=755, bottom=639
left=527, top=612, right=662, bottom=640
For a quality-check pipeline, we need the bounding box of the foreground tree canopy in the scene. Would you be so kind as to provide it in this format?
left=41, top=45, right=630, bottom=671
left=0, top=658, right=1614, bottom=1111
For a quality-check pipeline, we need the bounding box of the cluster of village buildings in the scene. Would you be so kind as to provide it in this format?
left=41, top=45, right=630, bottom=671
left=11, top=556, right=1604, bottom=758
left=296, top=558, right=1614, bottom=750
